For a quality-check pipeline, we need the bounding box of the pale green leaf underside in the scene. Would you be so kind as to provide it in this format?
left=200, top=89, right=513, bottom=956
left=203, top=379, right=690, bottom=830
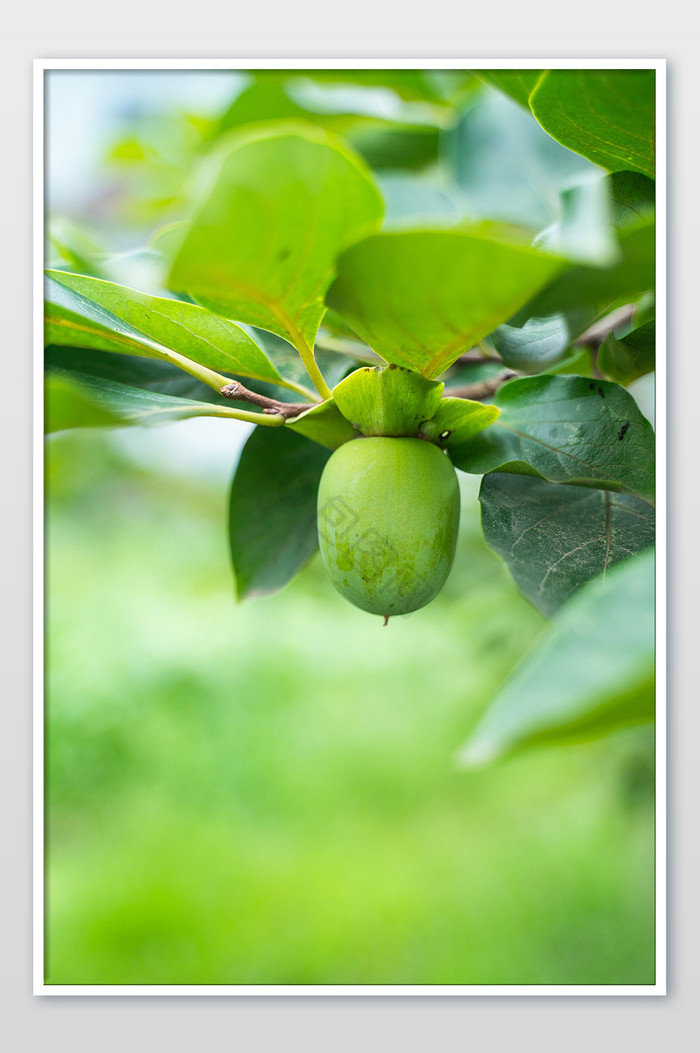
left=458, top=549, right=655, bottom=765
left=326, top=229, right=563, bottom=379
left=168, top=123, right=384, bottom=350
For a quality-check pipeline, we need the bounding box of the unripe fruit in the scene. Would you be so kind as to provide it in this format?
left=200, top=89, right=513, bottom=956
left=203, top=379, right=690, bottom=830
left=317, top=437, right=460, bottom=618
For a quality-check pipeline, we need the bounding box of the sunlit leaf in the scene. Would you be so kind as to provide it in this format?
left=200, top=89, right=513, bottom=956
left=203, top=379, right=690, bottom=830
left=327, top=229, right=562, bottom=379
left=169, top=124, right=384, bottom=351
left=530, top=70, right=655, bottom=179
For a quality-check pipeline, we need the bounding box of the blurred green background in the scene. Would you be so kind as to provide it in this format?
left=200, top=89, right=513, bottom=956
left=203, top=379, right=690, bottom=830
left=44, top=68, right=655, bottom=986
left=46, top=426, right=654, bottom=985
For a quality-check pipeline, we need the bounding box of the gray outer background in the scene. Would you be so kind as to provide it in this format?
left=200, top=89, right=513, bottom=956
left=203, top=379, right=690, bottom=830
left=2, top=9, right=698, bottom=1052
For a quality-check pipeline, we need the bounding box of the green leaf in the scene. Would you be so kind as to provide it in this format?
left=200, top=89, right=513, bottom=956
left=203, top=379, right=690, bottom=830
left=479, top=473, right=655, bottom=616
left=529, top=70, right=655, bottom=179
left=458, top=549, right=655, bottom=765
left=599, top=321, right=655, bottom=384
left=331, top=364, right=444, bottom=436
left=46, top=281, right=166, bottom=360
left=326, top=229, right=563, bottom=379
left=476, top=70, right=543, bottom=109
left=449, top=375, right=655, bottom=503
left=229, top=427, right=330, bottom=599
left=492, top=311, right=591, bottom=373
left=447, top=88, right=600, bottom=231
left=45, top=373, right=124, bottom=433
left=285, top=399, right=360, bottom=450
left=45, top=366, right=279, bottom=429
left=168, top=123, right=384, bottom=355
left=46, top=270, right=296, bottom=392
left=418, top=398, right=501, bottom=447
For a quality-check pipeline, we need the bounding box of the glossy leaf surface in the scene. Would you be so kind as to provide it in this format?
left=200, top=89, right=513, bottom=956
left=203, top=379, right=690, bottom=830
left=450, top=375, right=655, bottom=503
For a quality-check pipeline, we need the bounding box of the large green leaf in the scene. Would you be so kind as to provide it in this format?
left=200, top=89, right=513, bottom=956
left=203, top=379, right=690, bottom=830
left=45, top=373, right=124, bottom=433
left=326, top=229, right=562, bottom=379
left=479, top=473, right=655, bottom=616
left=449, top=375, right=655, bottom=503
left=458, top=549, right=655, bottom=765
left=529, top=70, right=655, bottom=179
left=229, top=427, right=330, bottom=599
left=168, top=124, right=384, bottom=353
left=599, top=320, right=655, bottom=384
left=46, top=270, right=293, bottom=390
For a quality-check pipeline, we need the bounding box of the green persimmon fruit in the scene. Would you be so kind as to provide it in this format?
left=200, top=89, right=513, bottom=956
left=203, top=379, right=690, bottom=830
left=317, top=436, right=460, bottom=618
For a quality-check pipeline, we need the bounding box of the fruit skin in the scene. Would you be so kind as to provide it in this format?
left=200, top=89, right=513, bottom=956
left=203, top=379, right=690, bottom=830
left=317, top=436, right=460, bottom=617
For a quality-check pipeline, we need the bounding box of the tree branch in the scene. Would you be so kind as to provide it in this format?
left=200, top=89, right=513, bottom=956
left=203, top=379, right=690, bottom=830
left=445, top=370, right=518, bottom=401
left=220, top=380, right=311, bottom=420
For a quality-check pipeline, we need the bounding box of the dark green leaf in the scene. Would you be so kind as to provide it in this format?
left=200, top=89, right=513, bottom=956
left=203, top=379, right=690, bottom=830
left=449, top=375, right=655, bottom=503
left=169, top=124, right=384, bottom=350
left=229, top=427, right=330, bottom=599
left=327, top=229, right=562, bottom=379
left=529, top=70, right=655, bottom=179
left=599, top=321, right=655, bottom=384
left=458, top=548, right=655, bottom=765
left=479, top=473, right=655, bottom=615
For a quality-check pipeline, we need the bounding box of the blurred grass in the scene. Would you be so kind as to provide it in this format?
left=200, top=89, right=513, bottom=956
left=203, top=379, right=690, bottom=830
left=44, top=425, right=655, bottom=986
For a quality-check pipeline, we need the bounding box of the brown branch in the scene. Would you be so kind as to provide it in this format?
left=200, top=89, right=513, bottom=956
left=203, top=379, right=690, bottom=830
left=219, top=381, right=311, bottom=420
left=575, top=304, right=636, bottom=348
left=445, top=370, right=519, bottom=401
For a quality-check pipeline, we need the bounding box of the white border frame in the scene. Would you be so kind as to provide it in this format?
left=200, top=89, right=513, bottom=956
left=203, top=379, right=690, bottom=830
left=33, top=57, right=666, bottom=997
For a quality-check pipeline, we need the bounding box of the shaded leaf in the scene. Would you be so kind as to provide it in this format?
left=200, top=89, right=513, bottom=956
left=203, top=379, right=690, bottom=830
left=229, top=427, right=330, bottom=598
left=458, top=549, right=655, bottom=766
left=169, top=124, right=384, bottom=350
left=327, top=229, right=562, bottom=379
left=530, top=69, right=655, bottom=179
left=479, top=473, right=655, bottom=616
left=492, top=311, right=591, bottom=373
left=449, top=375, right=655, bottom=503
left=599, top=321, right=655, bottom=384
left=45, top=373, right=124, bottom=433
